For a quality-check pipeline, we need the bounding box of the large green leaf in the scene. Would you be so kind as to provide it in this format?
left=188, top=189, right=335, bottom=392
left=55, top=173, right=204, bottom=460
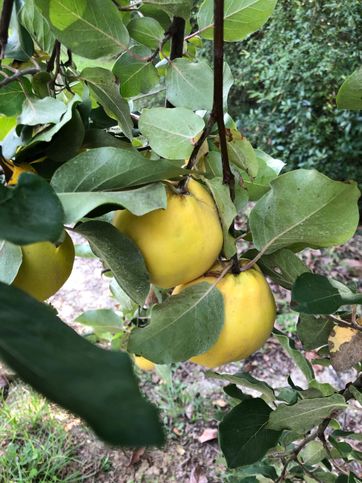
left=226, top=130, right=258, bottom=178
left=166, top=59, right=213, bottom=111
left=165, top=60, right=233, bottom=111
left=267, top=394, right=347, bottom=432
left=292, top=273, right=362, bottom=314
left=20, top=0, right=56, bottom=53
left=197, top=0, right=277, bottom=42
left=5, top=0, right=34, bottom=60
left=112, top=46, right=159, bottom=99
left=0, top=241, right=22, bottom=283
left=336, top=67, right=362, bottom=111
left=139, top=107, right=205, bottom=159
left=249, top=169, right=360, bottom=254
left=58, top=183, right=167, bottom=224
left=80, top=68, right=133, bottom=140
left=0, top=282, right=163, bottom=446
left=128, top=283, right=224, bottom=364
left=35, top=0, right=129, bottom=58
left=75, top=221, right=150, bottom=305
left=127, top=16, right=164, bottom=49
left=297, top=314, right=334, bottom=350
left=0, top=173, right=64, bottom=245
left=51, top=147, right=187, bottom=192
left=219, top=398, right=281, bottom=468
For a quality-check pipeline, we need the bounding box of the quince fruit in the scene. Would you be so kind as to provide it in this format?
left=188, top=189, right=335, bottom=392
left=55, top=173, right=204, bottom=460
left=13, top=232, right=75, bottom=301
left=173, top=261, right=276, bottom=368
left=113, top=179, right=223, bottom=288
left=134, top=355, right=155, bottom=371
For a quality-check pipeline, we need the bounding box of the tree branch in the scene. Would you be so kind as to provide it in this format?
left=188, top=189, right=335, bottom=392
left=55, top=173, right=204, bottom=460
left=0, top=0, right=13, bottom=60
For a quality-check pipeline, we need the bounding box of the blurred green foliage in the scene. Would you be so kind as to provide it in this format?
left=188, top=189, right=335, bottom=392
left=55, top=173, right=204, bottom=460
left=223, top=0, right=362, bottom=184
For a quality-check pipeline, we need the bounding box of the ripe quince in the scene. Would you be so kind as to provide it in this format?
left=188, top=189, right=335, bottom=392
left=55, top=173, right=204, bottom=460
left=113, top=179, right=223, bottom=288
left=173, top=261, right=276, bottom=368
left=13, top=232, right=75, bottom=301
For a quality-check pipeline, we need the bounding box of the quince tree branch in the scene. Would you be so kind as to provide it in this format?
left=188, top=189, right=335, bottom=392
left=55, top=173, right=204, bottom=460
left=0, top=0, right=13, bottom=60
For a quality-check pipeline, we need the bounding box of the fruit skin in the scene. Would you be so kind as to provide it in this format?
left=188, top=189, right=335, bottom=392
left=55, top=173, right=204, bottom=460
left=134, top=355, right=155, bottom=371
left=12, top=232, right=75, bottom=301
left=113, top=179, right=223, bottom=289
left=173, top=262, right=276, bottom=368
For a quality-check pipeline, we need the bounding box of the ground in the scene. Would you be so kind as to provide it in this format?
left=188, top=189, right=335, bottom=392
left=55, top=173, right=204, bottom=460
left=0, top=229, right=361, bottom=482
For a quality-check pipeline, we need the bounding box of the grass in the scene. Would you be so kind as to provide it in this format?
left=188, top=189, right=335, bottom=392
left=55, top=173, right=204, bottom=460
left=0, top=385, right=82, bottom=482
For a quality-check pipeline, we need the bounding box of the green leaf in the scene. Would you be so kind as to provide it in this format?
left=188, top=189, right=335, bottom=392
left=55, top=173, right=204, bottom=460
left=0, top=241, right=22, bottom=284
left=142, top=0, right=192, bottom=19
left=291, top=273, right=362, bottom=314
left=51, top=147, right=187, bottom=192
left=0, top=173, right=64, bottom=245
left=198, top=0, right=277, bottom=42
left=0, top=79, right=28, bottom=116
left=166, top=59, right=213, bottom=111
left=5, top=0, right=34, bottom=61
left=336, top=67, right=362, bottom=111
left=204, top=177, right=237, bottom=258
left=128, top=282, right=224, bottom=364
left=165, top=60, right=233, bottom=111
left=273, top=329, right=314, bottom=382
left=207, top=370, right=275, bottom=404
left=58, top=183, right=167, bottom=224
left=349, top=385, right=362, bottom=406
left=249, top=170, right=360, bottom=254
left=267, top=394, right=347, bottom=432
left=76, top=309, right=123, bottom=334
left=27, top=95, right=82, bottom=146
left=300, top=440, right=327, bottom=466
left=250, top=248, right=309, bottom=290
left=0, top=282, right=163, bottom=446
left=20, top=0, right=56, bottom=53
left=227, top=131, right=258, bottom=178
left=0, top=115, right=17, bottom=140
left=127, top=16, right=164, bottom=49
left=241, top=149, right=285, bottom=201
left=113, top=46, right=159, bottom=99
left=297, top=314, right=334, bottom=350
left=35, top=0, right=129, bottom=59
left=80, top=67, right=133, bottom=140
left=229, top=463, right=278, bottom=480
left=139, top=107, right=205, bottom=159
left=219, top=398, right=281, bottom=468
left=19, top=96, right=68, bottom=126
left=75, top=221, right=150, bottom=305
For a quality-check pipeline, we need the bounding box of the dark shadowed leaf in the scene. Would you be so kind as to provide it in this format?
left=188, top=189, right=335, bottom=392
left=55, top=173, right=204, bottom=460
left=0, top=282, right=163, bottom=446
left=75, top=221, right=150, bottom=305
left=297, top=314, right=334, bottom=350
left=128, top=283, right=224, bottom=363
left=291, top=273, right=362, bottom=314
left=219, top=398, right=281, bottom=468
left=0, top=173, right=64, bottom=245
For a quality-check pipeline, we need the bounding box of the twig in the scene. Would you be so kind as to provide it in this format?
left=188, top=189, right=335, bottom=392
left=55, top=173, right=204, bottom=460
left=47, top=40, right=61, bottom=72
left=327, top=314, right=362, bottom=332
left=0, top=0, right=14, bottom=60
left=0, top=58, right=40, bottom=88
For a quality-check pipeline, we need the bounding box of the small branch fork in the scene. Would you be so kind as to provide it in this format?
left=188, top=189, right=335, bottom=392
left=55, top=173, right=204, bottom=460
left=275, top=373, right=362, bottom=482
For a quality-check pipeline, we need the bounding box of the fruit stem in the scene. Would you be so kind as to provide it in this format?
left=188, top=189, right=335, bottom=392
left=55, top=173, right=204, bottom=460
left=231, top=254, right=241, bottom=275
